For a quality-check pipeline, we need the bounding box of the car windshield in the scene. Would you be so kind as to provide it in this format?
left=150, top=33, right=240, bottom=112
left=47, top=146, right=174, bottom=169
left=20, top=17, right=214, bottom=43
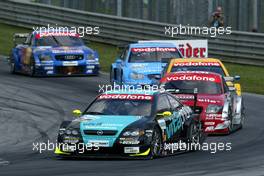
left=85, top=99, right=152, bottom=116
left=35, top=36, right=84, bottom=47
left=129, top=47, right=181, bottom=63
left=163, top=80, right=222, bottom=94
left=171, top=66, right=226, bottom=76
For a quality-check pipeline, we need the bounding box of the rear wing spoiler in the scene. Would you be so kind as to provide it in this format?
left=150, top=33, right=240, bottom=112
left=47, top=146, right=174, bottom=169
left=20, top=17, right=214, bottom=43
left=13, top=33, right=29, bottom=46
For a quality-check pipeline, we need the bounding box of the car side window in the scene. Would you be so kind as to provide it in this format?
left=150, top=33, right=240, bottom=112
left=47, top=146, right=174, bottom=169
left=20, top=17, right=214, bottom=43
left=167, top=95, right=182, bottom=110
left=156, top=95, right=171, bottom=113
left=120, top=47, right=128, bottom=61
left=222, top=78, right=229, bottom=93
left=25, top=34, right=32, bottom=45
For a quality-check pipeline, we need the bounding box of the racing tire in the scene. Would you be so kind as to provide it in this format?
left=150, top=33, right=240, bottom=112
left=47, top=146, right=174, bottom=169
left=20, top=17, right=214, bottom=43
left=186, top=120, right=203, bottom=152
left=110, top=67, right=115, bottom=86
left=29, top=58, right=35, bottom=77
left=239, top=101, right=246, bottom=129
left=147, top=127, right=162, bottom=160
left=10, top=60, right=16, bottom=74
left=227, top=108, right=234, bottom=134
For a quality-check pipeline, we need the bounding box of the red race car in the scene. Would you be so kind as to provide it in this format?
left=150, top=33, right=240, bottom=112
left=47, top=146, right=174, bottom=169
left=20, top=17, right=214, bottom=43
left=160, top=71, right=245, bottom=134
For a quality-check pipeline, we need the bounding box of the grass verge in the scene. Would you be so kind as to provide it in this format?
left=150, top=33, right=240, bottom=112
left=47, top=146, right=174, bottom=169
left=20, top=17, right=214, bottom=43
left=0, top=23, right=263, bottom=94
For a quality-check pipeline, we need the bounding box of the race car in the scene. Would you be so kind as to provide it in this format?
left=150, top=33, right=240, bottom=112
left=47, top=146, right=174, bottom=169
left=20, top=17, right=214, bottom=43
left=8, top=31, right=99, bottom=76
left=163, top=58, right=242, bottom=96
left=55, top=90, right=204, bottom=159
left=110, top=41, right=183, bottom=87
left=160, top=71, right=245, bottom=134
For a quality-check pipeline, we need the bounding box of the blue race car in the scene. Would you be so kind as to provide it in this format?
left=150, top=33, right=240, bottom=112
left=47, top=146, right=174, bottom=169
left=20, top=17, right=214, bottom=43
left=55, top=90, right=204, bottom=159
left=110, top=41, right=182, bottom=87
left=9, top=31, right=99, bottom=76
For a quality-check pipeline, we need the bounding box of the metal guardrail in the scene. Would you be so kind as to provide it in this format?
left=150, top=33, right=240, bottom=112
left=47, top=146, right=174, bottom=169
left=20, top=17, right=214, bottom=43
left=0, top=0, right=264, bottom=66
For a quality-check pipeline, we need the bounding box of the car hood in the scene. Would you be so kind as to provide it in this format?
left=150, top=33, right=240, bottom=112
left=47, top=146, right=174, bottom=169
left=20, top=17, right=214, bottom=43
left=127, top=62, right=166, bottom=75
left=76, top=115, right=143, bottom=147
left=33, top=45, right=94, bottom=55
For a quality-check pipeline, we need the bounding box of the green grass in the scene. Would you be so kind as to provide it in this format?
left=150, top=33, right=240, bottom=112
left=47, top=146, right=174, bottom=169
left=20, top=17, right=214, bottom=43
left=0, top=23, right=263, bottom=94
left=0, top=23, right=30, bottom=55
left=224, top=63, right=264, bottom=94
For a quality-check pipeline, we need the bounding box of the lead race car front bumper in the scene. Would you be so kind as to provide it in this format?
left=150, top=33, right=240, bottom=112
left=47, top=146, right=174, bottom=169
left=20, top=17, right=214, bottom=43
left=55, top=132, right=152, bottom=158
left=34, top=59, right=99, bottom=76
left=54, top=142, right=151, bottom=158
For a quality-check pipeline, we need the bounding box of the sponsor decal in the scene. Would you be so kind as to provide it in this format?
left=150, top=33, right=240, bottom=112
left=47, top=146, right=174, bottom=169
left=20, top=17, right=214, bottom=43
left=175, top=95, right=221, bottom=103
left=124, top=147, right=140, bottom=153
left=131, top=47, right=177, bottom=52
left=99, top=94, right=153, bottom=100
left=62, top=61, right=78, bottom=66
left=204, top=122, right=215, bottom=125
left=88, top=140, right=110, bottom=147
left=35, top=32, right=79, bottom=39
left=166, top=115, right=183, bottom=139
left=174, top=62, right=220, bottom=67
left=205, top=126, right=215, bottom=132
left=52, top=49, right=84, bottom=54
left=206, top=114, right=222, bottom=120
left=166, top=75, right=221, bottom=83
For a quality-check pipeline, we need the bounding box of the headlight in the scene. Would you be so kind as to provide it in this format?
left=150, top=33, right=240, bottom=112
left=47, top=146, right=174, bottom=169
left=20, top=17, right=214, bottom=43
left=87, top=53, right=95, bottom=60
left=206, top=104, right=223, bottom=114
left=130, top=72, right=144, bottom=80
left=62, top=129, right=79, bottom=136
left=39, top=55, right=52, bottom=61
left=122, top=129, right=144, bottom=137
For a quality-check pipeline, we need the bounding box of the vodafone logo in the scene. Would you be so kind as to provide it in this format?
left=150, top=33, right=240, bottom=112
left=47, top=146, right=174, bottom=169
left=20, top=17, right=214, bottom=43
left=99, top=94, right=153, bottom=100
left=174, top=62, right=220, bottom=67
left=131, top=47, right=177, bottom=52
left=166, top=75, right=219, bottom=82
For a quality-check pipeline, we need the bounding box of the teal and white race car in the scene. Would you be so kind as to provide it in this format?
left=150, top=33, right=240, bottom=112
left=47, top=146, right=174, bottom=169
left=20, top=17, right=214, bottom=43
left=55, top=90, right=204, bottom=159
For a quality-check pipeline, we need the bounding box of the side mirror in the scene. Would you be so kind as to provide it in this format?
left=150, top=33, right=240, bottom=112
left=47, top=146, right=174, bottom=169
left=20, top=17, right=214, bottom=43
left=72, top=109, right=82, bottom=117
left=224, top=76, right=234, bottom=82
left=234, top=75, right=240, bottom=81
left=157, top=111, right=172, bottom=118
left=116, top=59, right=122, bottom=64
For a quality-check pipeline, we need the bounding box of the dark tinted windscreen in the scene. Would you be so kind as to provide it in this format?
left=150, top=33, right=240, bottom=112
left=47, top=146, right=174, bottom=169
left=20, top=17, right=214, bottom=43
left=85, top=99, right=152, bottom=116
left=129, top=48, right=181, bottom=63
left=164, top=80, right=222, bottom=94
left=35, top=36, right=84, bottom=46
left=171, top=66, right=226, bottom=76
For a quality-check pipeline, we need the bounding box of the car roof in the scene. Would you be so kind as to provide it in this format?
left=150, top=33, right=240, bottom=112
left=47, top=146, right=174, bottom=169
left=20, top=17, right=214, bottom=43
left=130, top=42, right=177, bottom=48
left=169, top=58, right=222, bottom=63
left=165, top=71, right=222, bottom=77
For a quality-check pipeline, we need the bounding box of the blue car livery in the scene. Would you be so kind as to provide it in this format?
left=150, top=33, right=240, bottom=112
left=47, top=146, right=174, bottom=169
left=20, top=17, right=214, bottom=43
left=9, top=31, right=99, bottom=76
left=110, top=41, right=182, bottom=86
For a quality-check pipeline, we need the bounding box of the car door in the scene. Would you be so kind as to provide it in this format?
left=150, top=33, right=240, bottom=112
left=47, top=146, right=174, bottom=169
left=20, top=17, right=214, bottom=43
left=116, top=46, right=128, bottom=83
left=222, top=78, right=235, bottom=116
left=156, top=94, right=182, bottom=142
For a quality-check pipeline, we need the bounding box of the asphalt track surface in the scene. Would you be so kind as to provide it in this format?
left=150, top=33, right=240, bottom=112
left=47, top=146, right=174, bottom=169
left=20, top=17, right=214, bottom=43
left=0, top=59, right=263, bottom=176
